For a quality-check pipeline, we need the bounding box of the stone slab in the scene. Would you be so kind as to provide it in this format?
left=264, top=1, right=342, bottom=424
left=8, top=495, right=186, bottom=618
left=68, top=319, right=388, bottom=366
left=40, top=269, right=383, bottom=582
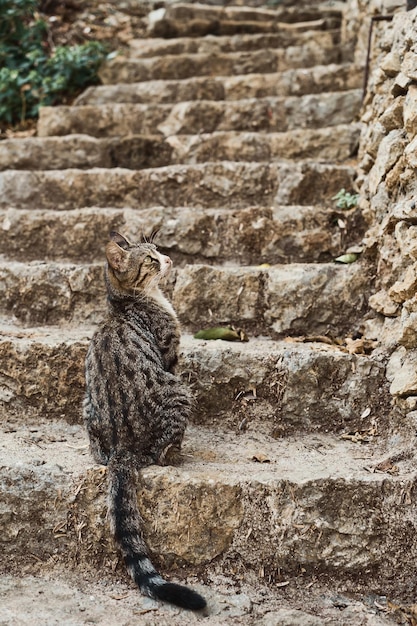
left=0, top=162, right=355, bottom=210
left=98, top=44, right=342, bottom=84
left=172, top=261, right=372, bottom=337
left=0, top=326, right=389, bottom=436
left=152, top=3, right=342, bottom=25
left=37, top=91, right=362, bottom=138
left=0, top=125, right=361, bottom=170
left=0, top=260, right=369, bottom=336
left=0, top=203, right=367, bottom=265
left=76, top=64, right=363, bottom=105
left=128, top=30, right=339, bottom=58
left=0, top=573, right=395, bottom=626
left=146, top=3, right=342, bottom=39
left=1, top=420, right=416, bottom=596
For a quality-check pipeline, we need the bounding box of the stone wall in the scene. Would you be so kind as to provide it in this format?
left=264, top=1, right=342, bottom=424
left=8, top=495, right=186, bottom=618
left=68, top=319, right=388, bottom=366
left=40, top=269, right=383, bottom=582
left=343, top=0, right=405, bottom=66
left=355, top=4, right=417, bottom=406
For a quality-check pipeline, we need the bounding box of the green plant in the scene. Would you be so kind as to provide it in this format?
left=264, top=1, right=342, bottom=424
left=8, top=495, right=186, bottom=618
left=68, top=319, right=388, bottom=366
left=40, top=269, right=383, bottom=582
left=0, top=0, right=107, bottom=125
left=332, top=188, right=360, bottom=210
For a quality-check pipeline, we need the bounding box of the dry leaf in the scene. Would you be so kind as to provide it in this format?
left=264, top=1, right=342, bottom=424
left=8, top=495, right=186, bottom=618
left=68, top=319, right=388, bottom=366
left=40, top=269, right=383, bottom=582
left=284, top=335, right=335, bottom=346
left=194, top=326, right=249, bottom=341
left=387, top=601, right=417, bottom=625
left=374, top=459, right=399, bottom=475
left=345, top=337, right=378, bottom=354
left=340, top=426, right=377, bottom=443
left=251, top=453, right=270, bottom=463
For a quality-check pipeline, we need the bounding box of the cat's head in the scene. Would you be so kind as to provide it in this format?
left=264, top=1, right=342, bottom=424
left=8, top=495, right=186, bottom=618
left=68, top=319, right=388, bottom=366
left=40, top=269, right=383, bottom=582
left=105, top=231, right=172, bottom=297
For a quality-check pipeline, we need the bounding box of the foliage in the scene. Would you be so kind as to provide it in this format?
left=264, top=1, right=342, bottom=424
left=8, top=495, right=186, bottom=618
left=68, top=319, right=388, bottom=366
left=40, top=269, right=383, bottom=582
left=0, top=0, right=107, bottom=125
left=332, top=188, right=360, bottom=210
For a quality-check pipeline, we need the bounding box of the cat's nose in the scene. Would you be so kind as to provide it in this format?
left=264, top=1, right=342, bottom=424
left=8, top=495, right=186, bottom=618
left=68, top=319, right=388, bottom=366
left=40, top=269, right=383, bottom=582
left=161, top=254, right=172, bottom=269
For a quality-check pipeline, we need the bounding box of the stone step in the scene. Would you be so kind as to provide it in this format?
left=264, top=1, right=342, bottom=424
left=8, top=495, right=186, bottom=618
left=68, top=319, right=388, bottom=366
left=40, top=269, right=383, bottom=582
left=0, top=260, right=370, bottom=336
left=2, top=419, right=415, bottom=598
left=147, top=15, right=343, bottom=40
left=0, top=125, right=361, bottom=171
left=37, top=91, right=362, bottom=138
left=149, top=2, right=343, bottom=25
left=98, top=43, right=342, bottom=85
left=146, top=3, right=343, bottom=39
left=76, top=63, right=363, bottom=105
left=128, top=29, right=339, bottom=58
left=0, top=204, right=366, bottom=265
left=0, top=162, right=355, bottom=210
left=171, top=261, right=371, bottom=337
left=0, top=326, right=388, bottom=435
left=0, top=573, right=395, bottom=626
left=0, top=324, right=388, bottom=436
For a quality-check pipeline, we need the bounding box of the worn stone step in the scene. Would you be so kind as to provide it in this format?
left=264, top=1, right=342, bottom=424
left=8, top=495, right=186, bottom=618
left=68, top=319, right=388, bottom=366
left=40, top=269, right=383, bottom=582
left=0, top=125, right=361, bottom=171
left=0, top=326, right=389, bottom=435
left=147, top=15, right=343, bottom=40
left=0, top=260, right=370, bottom=337
left=38, top=91, right=362, bottom=138
left=129, top=29, right=339, bottom=58
left=146, top=3, right=343, bottom=39
left=98, top=42, right=342, bottom=85
left=171, top=261, right=371, bottom=337
left=2, top=419, right=415, bottom=598
left=0, top=204, right=366, bottom=265
left=76, top=63, right=363, bottom=105
left=0, top=573, right=395, bottom=626
left=149, top=2, right=342, bottom=25
left=0, top=162, right=355, bottom=210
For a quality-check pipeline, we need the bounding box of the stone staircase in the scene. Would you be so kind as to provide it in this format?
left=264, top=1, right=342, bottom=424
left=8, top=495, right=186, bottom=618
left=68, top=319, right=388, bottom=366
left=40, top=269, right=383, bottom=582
left=1, top=2, right=415, bottom=624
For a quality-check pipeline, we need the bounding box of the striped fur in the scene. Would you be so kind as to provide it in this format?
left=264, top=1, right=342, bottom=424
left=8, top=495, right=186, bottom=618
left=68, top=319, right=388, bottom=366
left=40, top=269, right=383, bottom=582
left=83, top=232, right=206, bottom=611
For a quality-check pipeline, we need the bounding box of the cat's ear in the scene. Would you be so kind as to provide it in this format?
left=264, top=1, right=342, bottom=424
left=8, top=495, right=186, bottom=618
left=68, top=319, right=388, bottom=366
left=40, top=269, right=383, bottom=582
left=109, top=231, right=131, bottom=250
left=106, top=241, right=130, bottom=273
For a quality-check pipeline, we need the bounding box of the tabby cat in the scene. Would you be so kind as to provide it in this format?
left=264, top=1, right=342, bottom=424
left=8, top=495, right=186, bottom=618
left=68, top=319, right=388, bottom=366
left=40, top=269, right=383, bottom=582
left=83, top=231, right=206, bottom=611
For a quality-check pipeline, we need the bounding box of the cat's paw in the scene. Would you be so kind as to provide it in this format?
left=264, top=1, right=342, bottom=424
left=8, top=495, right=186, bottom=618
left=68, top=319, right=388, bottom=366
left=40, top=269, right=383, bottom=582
left=159, top=444, right=183, bottom=466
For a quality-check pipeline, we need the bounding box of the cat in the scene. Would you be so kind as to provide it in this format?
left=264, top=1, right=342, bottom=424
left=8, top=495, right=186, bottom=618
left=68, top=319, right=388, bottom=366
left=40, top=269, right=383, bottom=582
left=83, top=231, right=206, bottom=611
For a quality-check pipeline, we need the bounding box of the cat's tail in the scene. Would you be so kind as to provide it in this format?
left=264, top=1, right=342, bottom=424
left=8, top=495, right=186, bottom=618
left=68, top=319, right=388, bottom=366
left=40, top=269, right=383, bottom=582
left=107, top=460, right=207, bottom=611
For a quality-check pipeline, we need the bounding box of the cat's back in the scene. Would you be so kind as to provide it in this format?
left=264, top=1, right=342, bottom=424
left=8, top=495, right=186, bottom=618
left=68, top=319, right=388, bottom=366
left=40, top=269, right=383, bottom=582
left=87, top=296, right=180, bottom=380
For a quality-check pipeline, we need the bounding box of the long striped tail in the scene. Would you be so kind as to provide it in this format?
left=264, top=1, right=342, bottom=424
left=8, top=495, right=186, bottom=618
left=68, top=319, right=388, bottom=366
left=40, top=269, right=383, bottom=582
left=107, top=462, right=206, bottom=611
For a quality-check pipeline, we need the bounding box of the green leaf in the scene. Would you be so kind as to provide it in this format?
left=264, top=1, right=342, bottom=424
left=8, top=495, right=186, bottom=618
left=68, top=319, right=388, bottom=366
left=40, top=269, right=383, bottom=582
left=332, top=188, right=360, bottom=210
left=334, top=253, right=358, bottom=264
left=0, top=0, right=107, bottom=125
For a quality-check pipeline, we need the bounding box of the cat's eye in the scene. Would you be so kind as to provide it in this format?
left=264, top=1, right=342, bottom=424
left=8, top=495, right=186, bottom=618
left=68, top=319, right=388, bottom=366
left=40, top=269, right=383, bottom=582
left=144, top=255, right=159, bottom=267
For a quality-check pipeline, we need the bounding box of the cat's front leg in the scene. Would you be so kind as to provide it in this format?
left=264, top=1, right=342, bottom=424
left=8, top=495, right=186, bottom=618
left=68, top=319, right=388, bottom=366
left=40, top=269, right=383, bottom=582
left=158, top=442, right=183, bottom=466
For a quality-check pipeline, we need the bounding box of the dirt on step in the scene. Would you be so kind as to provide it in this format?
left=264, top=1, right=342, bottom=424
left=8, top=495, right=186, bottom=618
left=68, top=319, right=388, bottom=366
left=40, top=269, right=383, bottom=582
left=0, top=570, right=400, bottom=626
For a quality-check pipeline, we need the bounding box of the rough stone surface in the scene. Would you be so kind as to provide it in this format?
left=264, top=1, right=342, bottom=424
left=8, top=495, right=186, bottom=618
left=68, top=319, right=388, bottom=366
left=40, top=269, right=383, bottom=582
left=0, top=259, right=370, bottom=333
left=2, top=0, right=417, bottom=622
left=1, top=421, right=417, bottom=594
left=0, top=124, right=361, bottom=171
left=172, top=262, right=372, bottom=336
left=77, top=63, right=363, bottom=105
left=99, top=43, right=342, bottom=84
left=0, top=573, right=397, bottom=625
left=37, top=91, right=362, bottom=137
left=129, top=29, right=339, bottom=58
left=0, top=162, right=355, bottom=210
left=145, top=3, right=343, bottom=39
left=0, top=328, right=391, bottom=438
left=358, top=7, right=417, bottom=364
left=0, top=203, right=367, bottom=265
